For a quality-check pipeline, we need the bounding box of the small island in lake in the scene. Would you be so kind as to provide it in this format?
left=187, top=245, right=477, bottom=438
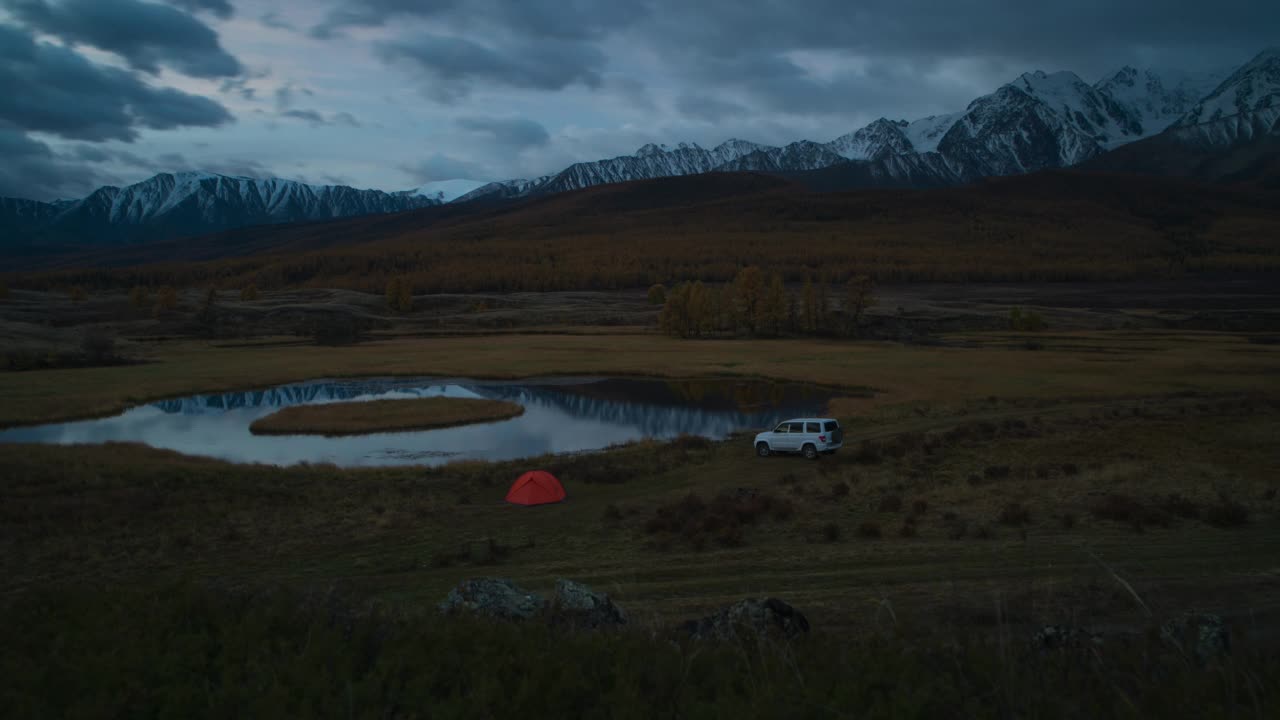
left=249, top=397, right=525, bottom=436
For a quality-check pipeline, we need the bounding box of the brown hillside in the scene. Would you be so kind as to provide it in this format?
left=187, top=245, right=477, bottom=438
left=9, top=170, right=1280, bottom=292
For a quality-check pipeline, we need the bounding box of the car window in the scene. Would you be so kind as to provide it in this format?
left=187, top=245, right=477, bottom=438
left=806, top=422, right=820, bottom=433
left=788, top=422, right=806, bottom=433
left=773, top=423, right=789, bottom=433
left=824, top=421, right=839, bottom=431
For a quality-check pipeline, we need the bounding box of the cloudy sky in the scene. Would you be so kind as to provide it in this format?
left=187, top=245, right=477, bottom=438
left=1, top=0, right=1275, bottom=200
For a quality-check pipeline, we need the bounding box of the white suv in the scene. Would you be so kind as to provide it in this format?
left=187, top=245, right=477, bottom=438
left=754, top=418, right=844, bottom=459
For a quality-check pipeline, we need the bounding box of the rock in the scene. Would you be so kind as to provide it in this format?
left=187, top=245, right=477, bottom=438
left=438, top=577, right=546, bottom=620
left=1031, top=625, right=1103, bottom=651
left=552, top=579, right=627, bottom=628
left=682, top=598, right=810, bottom=641
left=1161, top=613, right=1229, bottom=665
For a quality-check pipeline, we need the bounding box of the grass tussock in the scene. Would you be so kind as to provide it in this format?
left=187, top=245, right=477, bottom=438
left=5, top=584, right=1279, bottom=719
left=644, top=491, right=794, bottom=550
left=249, top=397, right=525, bottom=436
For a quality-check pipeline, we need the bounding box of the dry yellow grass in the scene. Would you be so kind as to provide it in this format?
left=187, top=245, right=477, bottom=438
left=248, top=397, right=524, bottom=436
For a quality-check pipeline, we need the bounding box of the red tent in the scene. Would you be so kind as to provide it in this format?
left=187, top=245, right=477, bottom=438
left=505, top=470, right=567, bottom=506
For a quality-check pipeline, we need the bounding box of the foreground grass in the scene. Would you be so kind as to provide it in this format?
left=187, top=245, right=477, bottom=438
left=249, top=397, right=525, bottom=436
left=4, top=391, right=1276, bottom=633
left=4, top=584, right=1276, bottom=719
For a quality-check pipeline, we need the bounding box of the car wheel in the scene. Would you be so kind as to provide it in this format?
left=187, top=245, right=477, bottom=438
left=802, top=444, right=818, bottom=460
left=756, top=442, right=771, bottom=457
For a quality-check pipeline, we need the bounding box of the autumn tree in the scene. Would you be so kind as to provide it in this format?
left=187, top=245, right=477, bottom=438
left=240, top=284, right=259, bottom=301
left=68, top=286, right=87, bottom=303
left=731, top=266, right=765, bottom=335
left=129, top=285, right=150, bottom=309
left=801, top=277, right=818, bottom=333
left=385, top=277, right=413, bottom=312
left=758, top=273, right=787, bottom=337
left=844, top=274, right=878, bottom=336
left=647, top=283, right=667, bottom=305
left=659, top=283, right=691, bottom=337
left=155, top=286, right=178, bottom=312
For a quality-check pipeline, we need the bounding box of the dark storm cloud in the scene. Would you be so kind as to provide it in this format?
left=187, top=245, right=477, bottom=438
left=674, top=94, right=749, bottom=124
left=0, top=24, right=234, bottom=142
left=6, top=0, right=243, bottom=78
left=167, top=0, right=233, bottom=19
left=456, top=116, right=550, bottom=149
left=0, top=126, right=109, bottom=198
left=281, top=109, right=324, bottom=125
left=399, top=153, right=488, bottom=183
left=377, top=34, right=605, bottom=101
left=312, top=0, right=648, bottom=41
left=280, top=109, right=362, bottom=127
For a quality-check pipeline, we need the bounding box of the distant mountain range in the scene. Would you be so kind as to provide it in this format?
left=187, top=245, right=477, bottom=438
left=2, top=49, right=1277, bottom=251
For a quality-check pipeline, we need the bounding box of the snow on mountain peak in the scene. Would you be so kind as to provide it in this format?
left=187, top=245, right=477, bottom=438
left=406, top=179, right=489, bottom=203
left=1176, top=49, right=1280, bottom=126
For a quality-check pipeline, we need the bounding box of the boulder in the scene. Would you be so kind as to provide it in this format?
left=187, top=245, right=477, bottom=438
left=1161, top=613, right=1230, bottom=665
left=1031, top=625, right=1104, bottom=652
left=438, top=577, right=546, bottom=620
left=552, top=579, right=627, bottom=628
left=682, top=597, right=810, bottom=641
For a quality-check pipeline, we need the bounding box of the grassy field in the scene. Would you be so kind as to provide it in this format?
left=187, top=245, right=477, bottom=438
left=1, top=327, right=1278, bottom=714
left=249, top=397, right=525, bottom=436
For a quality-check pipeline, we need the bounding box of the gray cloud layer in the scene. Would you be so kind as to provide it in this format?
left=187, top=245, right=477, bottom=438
left=7, top=0, right=242, bottom=78
left=167, top=0, right=233, bottom=19
left=0, top=23, right=234, bottom=141
left=457, top=116, right=550, bottom=149
left=377, top=34, right=605, bottom=101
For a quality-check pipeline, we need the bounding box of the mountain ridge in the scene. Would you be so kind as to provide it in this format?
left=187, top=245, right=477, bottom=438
left=3, top=49, right=1277, bottom=250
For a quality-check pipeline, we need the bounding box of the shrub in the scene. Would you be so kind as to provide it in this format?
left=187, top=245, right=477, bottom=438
left=820, top=523, right=841, bottom=542
left=313, top=317, right=364, bottom=346
left=1159, top=494, right=1200, bottom=519
left=385, top=277, right=413, bottom=312
left=1060, top=513, right=1077, bottom=530
left=856, top=521, right=882, bottom=539
left=671, top=434, right=713, bottom=452
left=911, top=499, right=928, bottom=515
left=899, top=522, right=918, bottom=538
left=1204, top=499, right=1249, bottom=528
left=647, top=283, right=667, bottom=305
left=1061, top=463, right=1080, bottom=476
left=80, top=330, right=117, bottom=365
left=1010, top=307, right=1046, bottom=331
left=155, top=286, right=178, bottom=312
left=983, top=465, right=1011, bottom=480
left=974, top=525, right=995, bottom=540
left=853, top=441, right=882, bottom=464
left=240, top=284, right=260, bottom=301
left=877, top=494, right=902, bottom=513
left=947, top=520, right=968, bottom=540
left=129, top=285, right=150, bottom=308
left=68, top=286, right=88, bottom=302
left=830, top=481, right=850, bottom=499
left=1088, top=494, right=1170, bottom=531
left=998, top=503, right=1030, bottom=526
left=602, top=504, right=623, bottom=522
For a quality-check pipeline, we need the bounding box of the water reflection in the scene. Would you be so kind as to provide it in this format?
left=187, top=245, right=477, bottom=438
left=0, top=377, right=837, bottom=468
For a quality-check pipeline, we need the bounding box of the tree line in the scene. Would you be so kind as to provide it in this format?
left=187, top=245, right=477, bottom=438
left=657, top=266, right=877, bottom=338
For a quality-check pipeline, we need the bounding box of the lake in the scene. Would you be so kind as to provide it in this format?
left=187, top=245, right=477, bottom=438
left=0, top=376, right=839, bottom=467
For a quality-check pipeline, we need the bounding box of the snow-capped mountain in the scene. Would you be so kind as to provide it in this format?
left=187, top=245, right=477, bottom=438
left=1176, top=48, right=1280, bottom=126
left=399, top=179, right=489, bottom=204
left=456, top=51, right=1271, bottom=202
left=4, top=49, right=1278, bottom=252
left=1, top=172, right=443, bottom=247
